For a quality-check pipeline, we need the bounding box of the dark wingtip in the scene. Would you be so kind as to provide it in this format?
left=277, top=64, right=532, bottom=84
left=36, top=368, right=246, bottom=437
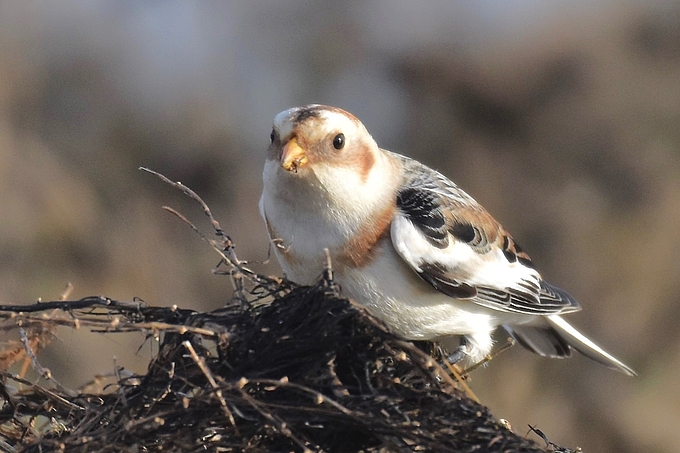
left=540, top=281, right=581, bottom=312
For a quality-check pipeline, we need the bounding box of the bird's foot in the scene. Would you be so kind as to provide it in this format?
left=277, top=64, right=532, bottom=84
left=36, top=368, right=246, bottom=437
left=445, top=336, right=470, bottom=365
left=462, top=337, right=516, bottom=374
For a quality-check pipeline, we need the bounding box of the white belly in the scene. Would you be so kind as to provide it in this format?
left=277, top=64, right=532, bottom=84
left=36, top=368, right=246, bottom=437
left=337, top=240, right=530, bottom=341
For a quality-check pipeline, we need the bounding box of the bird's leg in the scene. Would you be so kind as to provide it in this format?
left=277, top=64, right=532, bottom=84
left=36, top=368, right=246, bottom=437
left=435, top=339, right=480, bottom=403
left=446, top=336, right=470, bottom=364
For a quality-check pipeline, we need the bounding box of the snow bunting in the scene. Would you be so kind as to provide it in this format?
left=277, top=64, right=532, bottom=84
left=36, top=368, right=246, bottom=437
left=259, top=104, right=635, bottom=376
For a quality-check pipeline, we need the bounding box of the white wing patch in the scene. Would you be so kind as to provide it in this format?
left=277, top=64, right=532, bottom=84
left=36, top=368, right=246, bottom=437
left=391, top=214, right=546, bottom=314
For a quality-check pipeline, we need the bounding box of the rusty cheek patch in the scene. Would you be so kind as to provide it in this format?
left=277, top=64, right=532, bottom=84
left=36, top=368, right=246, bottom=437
left=356, top=146, right=375, bottom=184
left=329, top=143, right=375, bottom=184
left=337, top=203, right=395, bottom=268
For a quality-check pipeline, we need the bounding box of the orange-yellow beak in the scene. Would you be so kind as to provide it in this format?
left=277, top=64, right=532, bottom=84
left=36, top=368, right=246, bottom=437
left=281, top=137, right=308, bottom=172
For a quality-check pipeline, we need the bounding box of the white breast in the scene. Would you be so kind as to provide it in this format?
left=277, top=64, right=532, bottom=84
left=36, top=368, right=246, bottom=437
left=259, top=153, right=398, bottom=283
left=259, top=159, right=356, bottom=283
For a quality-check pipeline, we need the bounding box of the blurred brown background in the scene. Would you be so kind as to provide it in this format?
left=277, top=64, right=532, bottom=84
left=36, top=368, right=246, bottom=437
left=1, top=2, right=679, bottom=451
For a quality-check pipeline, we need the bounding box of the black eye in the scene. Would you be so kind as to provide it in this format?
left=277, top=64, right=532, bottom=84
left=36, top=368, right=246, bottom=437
left=332, top=133, right=345, bottom=150
left=270, top=129, right=276, bottom=143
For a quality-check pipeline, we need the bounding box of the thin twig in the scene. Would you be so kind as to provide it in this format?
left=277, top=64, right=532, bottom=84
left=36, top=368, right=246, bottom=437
left=244, top=378, right=356, bottom=417
left=182, top=340, right=237, bottom=430
left=19, top=327, right=75, bottom=397
left=392, top=339, right=459, bottom=395
left=441, top=357, right=480, bottom=404
left=0, top=296, right=143, bottom=314
left=236, top=385, right=315, bottom=453
left=0, top=370, right=84, bottom=411
left=59, top=283, right=74, bottom=301
left=1, top=312, right=217, bottom=338
left=462, top=337, right=516, bottom=374
left=140, top=167, right=286, bottom=302
left=321, top=248, right=339, bottom=296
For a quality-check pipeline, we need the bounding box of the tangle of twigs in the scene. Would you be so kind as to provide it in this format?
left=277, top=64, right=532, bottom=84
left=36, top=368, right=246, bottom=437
left=0, top=169, right=576, bottom=453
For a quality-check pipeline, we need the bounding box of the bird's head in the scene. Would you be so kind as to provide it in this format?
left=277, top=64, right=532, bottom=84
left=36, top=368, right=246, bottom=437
left=263, top=105, right=401, bottom=223
left=268, top=105, right=380, bottom=181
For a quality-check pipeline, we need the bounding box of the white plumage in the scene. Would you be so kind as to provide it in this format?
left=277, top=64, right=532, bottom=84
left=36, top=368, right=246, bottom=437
left=260, top=104, right=635, bottom=375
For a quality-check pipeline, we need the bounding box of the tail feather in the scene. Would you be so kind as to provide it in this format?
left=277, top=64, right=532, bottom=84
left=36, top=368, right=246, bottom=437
left=546, top=315, right=636, bottom=376
left=505, top=324, right=572, bottom=359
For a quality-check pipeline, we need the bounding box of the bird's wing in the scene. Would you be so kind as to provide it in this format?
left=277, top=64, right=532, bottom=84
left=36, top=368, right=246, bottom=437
left=389, top=155, right=580, bottom=315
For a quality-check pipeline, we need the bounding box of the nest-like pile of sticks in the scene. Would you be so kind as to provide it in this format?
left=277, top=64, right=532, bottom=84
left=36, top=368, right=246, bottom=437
left=0, top=170, right=568, bottom=452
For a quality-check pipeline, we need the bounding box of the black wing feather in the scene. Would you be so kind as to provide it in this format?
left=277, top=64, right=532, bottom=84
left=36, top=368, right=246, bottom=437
left=396, top=187, right=449, bottom=248
left=392, top=153, right=582, bottom=316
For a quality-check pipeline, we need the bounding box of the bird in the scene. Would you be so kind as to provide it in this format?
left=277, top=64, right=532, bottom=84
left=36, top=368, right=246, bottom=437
left=259, top=104, right=636, bottom=376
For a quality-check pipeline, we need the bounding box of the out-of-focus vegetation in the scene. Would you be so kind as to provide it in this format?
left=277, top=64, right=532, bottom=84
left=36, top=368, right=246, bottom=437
left=1, top=2, right=679, bottom=452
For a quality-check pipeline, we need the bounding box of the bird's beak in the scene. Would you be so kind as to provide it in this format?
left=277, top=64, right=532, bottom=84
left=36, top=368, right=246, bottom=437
left=281, top=137, right=308, bottom=172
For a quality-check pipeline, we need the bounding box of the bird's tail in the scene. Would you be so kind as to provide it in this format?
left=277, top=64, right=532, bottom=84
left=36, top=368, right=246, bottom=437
left=506, top=315, right=636, bottom=376
left=545, top=315, right=636, bottom=376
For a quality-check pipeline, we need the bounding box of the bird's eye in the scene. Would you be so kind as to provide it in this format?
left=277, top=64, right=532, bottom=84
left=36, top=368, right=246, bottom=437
left=332, top=133, right=345, bottom=150
left=270, top=129, right=277, bottom=144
